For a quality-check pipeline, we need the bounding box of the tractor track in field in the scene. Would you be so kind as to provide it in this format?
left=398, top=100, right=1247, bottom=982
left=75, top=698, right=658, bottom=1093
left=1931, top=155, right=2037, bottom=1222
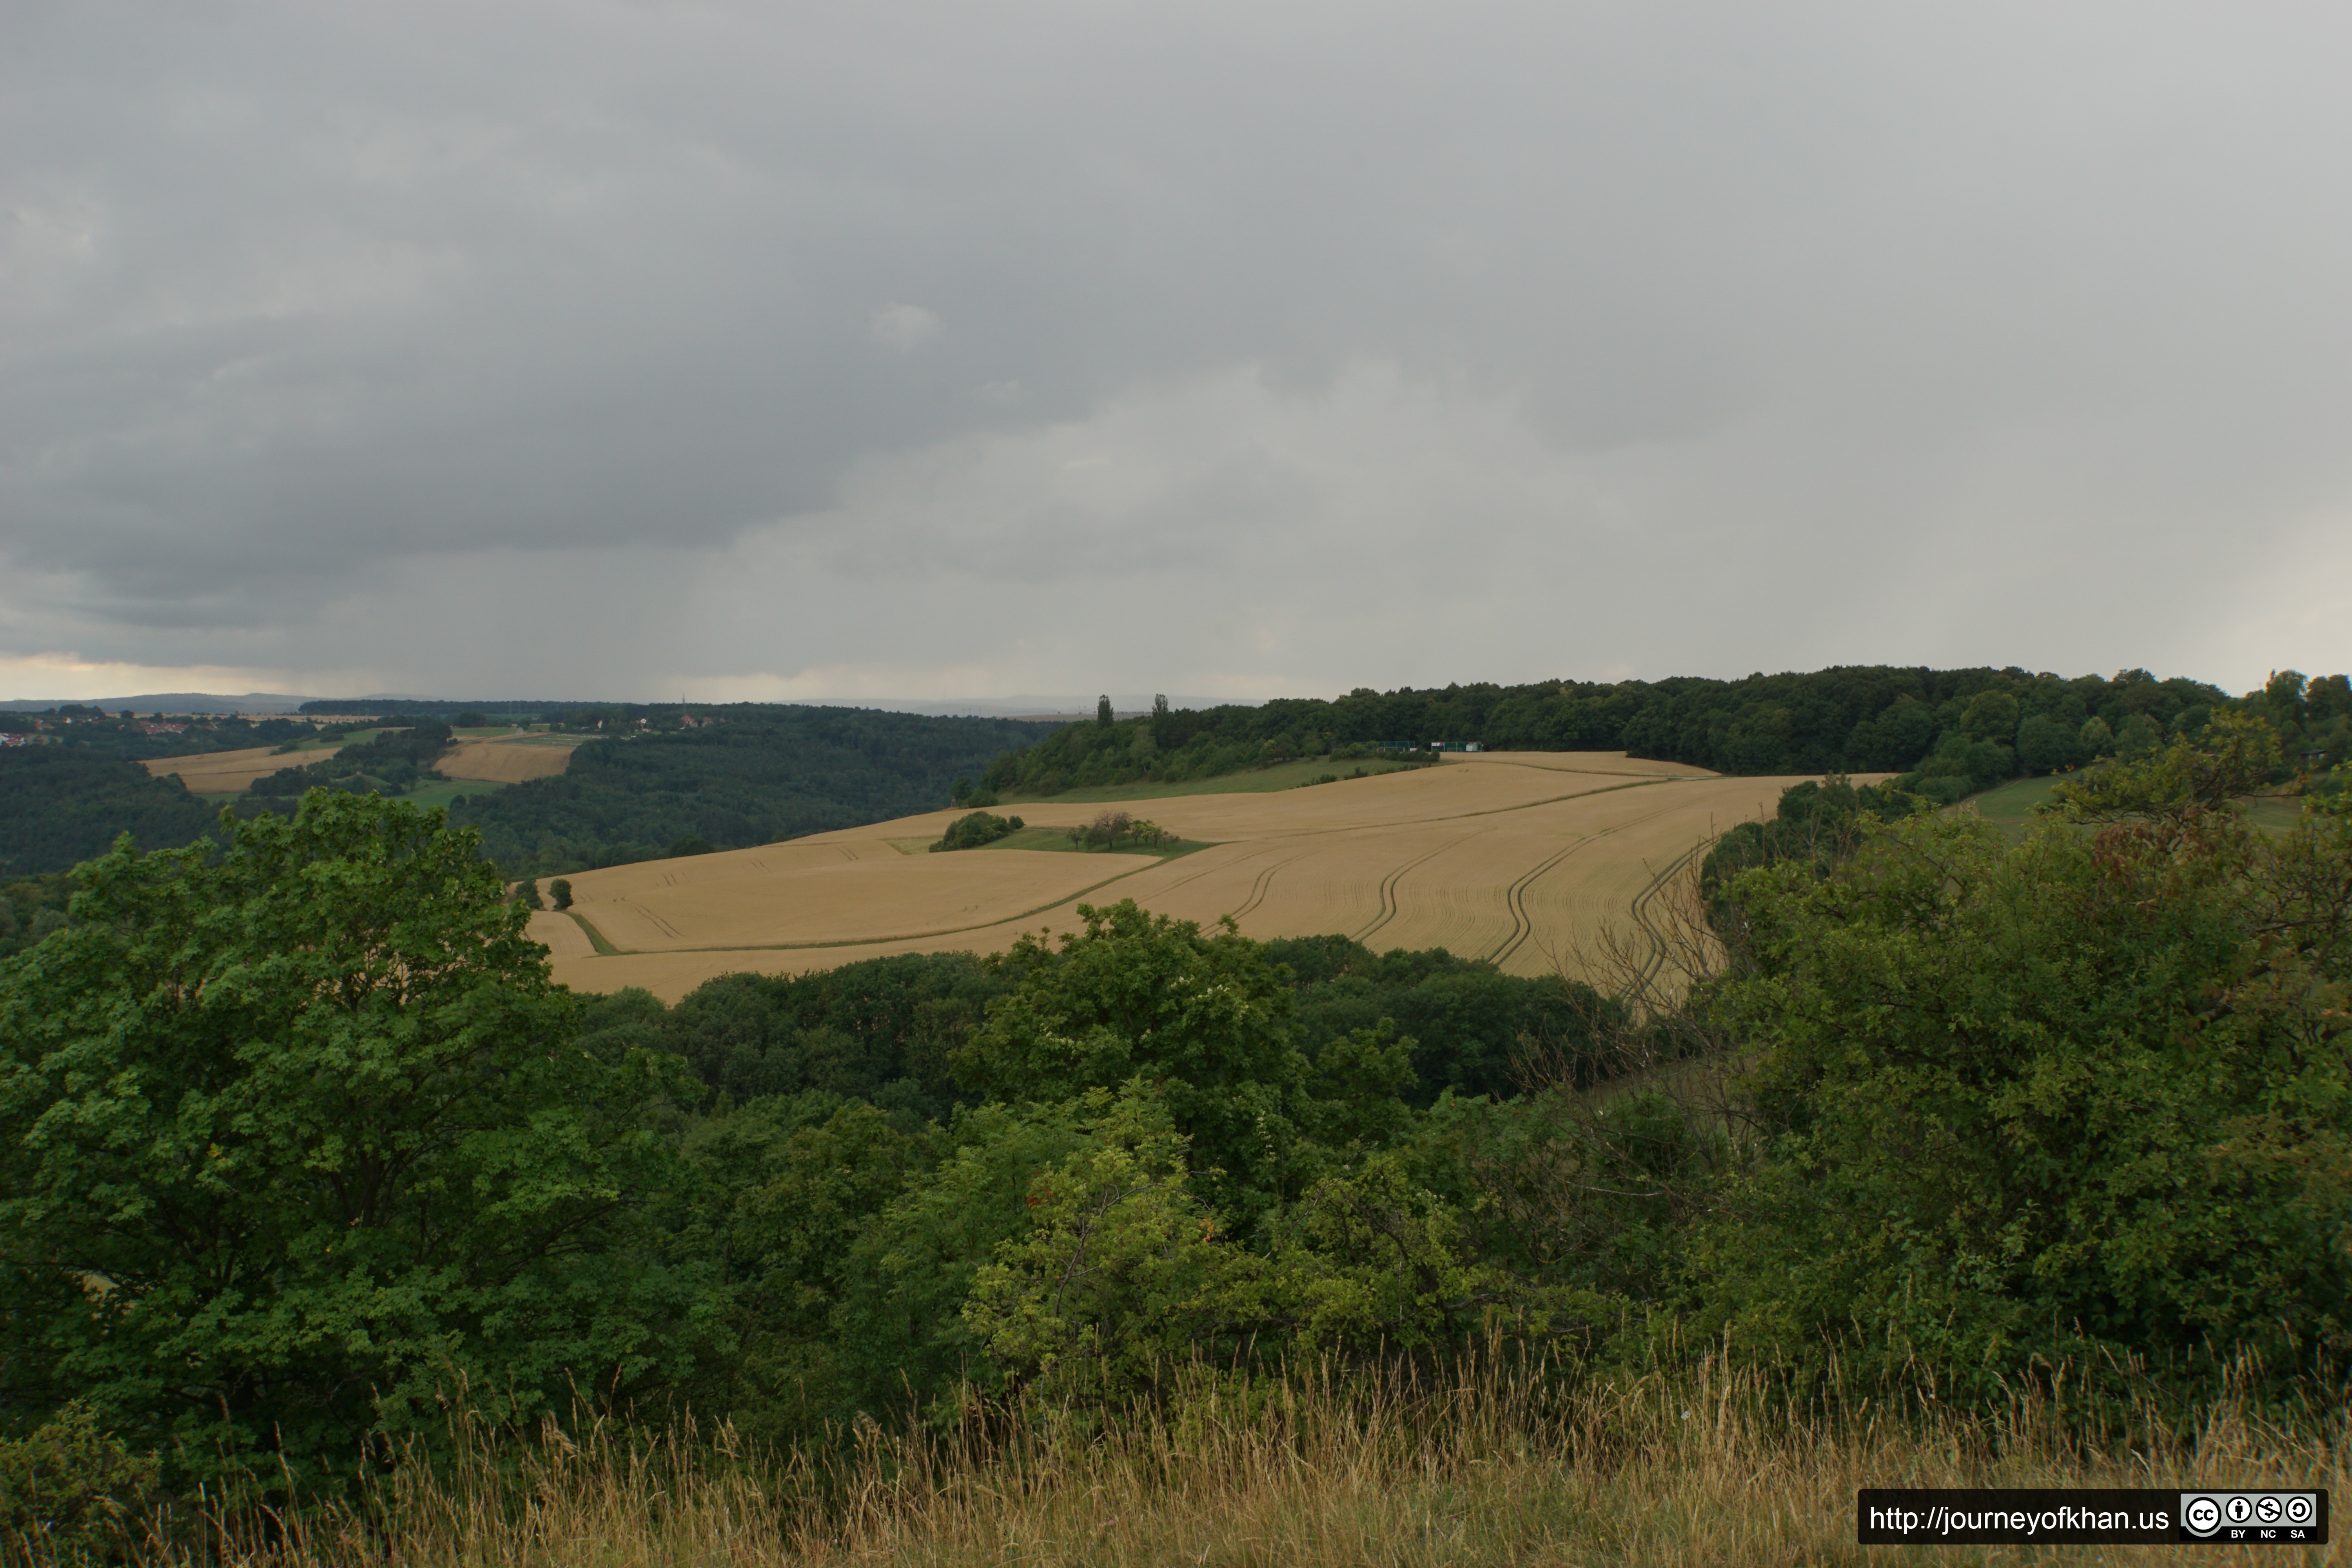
left=1482, top=794, right=1695, bottom=970
left=1224, top=850, right=1317, bottom=925
left=1624, top=838, right=1710, bottom=1004
left=621, top=900, right=686, bottom=940
left=1353, top=829, right=1487, bottom=945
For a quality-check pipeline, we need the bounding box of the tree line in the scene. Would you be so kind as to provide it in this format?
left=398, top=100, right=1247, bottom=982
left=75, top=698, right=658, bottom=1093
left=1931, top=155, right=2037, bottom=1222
left=978, top=666, right=2352, bottom=796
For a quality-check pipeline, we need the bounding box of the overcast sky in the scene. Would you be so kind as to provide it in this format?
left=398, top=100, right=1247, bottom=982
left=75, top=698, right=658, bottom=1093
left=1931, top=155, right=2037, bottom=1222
left=5, top=2, right=2348, bottom=704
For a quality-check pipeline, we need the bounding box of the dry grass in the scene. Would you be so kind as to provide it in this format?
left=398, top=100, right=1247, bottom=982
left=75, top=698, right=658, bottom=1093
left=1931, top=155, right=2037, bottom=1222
left=83, top=1356, right=2345, bottom=1568
left=548, top=755, right=1860, bottom=1001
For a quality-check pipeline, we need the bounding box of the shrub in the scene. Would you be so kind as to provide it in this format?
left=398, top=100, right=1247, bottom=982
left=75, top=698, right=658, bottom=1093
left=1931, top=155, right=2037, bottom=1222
left=0, top=1403, right=160, bottom=1564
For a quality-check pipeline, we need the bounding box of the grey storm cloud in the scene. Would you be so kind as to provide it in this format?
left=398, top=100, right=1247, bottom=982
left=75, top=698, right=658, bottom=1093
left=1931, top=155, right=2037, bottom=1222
left=3, top=1, right=2349, bottom=699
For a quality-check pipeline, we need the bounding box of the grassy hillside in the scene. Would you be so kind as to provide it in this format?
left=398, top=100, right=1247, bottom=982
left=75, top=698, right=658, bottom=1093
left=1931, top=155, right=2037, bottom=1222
left=1960, top=773, right=2304, bottom=840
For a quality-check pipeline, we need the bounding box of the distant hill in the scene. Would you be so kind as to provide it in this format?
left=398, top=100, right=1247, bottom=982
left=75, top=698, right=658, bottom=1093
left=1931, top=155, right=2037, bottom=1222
left=0, top=692, right=316, bottom=714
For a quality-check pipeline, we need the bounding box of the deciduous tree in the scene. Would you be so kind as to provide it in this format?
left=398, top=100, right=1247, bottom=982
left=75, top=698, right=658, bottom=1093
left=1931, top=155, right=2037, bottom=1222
left=0, top=792, right=711, bottom=1488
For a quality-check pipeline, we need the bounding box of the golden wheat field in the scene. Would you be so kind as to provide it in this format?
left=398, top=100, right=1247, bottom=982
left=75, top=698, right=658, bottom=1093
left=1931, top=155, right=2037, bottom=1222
left=527, top=910, right=601, bottom=960
left=547, top=753, right=1852, bottom=1000
left=440, top=736, right=580, bottom=783
left=144, top=733, right=576, bottom=794
left=142, top=744, right=348, bottom=793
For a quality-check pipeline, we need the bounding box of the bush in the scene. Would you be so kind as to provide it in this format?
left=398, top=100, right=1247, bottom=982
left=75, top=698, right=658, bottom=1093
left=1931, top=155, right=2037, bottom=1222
left=0, top=1403, right=160, bottom=1564
left=549, top=877, right=573, bottom=910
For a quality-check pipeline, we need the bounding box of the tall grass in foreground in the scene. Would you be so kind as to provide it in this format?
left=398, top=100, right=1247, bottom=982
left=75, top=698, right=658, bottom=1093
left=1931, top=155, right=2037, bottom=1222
left=37, top=1354, right=2349, bottom=1568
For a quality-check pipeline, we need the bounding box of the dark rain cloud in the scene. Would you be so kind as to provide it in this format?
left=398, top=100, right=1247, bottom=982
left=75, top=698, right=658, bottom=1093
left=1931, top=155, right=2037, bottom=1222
left=3, top=2, right=2348, bottom=696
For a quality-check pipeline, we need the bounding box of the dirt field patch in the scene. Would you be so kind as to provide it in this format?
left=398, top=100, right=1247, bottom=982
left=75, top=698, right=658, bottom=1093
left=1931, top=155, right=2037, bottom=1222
left=546, top=752, right=1871, bottom=1000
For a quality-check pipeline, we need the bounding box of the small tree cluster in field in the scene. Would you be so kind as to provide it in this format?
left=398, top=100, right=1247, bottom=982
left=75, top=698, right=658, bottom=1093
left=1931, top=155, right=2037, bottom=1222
left=931, top=810, right=1023, bottom=851
left=512, top=877, right=545, bottom=909
left=1067, top=810, right=1167, bottom=850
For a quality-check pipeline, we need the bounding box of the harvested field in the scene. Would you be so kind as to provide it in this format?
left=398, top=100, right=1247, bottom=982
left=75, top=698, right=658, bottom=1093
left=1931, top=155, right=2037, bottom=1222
left=549, top=752, right=1869, bottom=1000
left=144, top=744, right=346, bottom=794
left=440, top=737, right=579, bottom=783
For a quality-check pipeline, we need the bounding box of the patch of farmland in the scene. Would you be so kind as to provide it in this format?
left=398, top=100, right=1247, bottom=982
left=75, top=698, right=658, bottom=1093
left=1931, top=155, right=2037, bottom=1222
left=143, top=744, right=348, bottom=795
left=526, top=909, right=599, bottom=960
left=441, top=738, right=579, bottom=783
left=545, top=753, right=1867, bottom=1000
left=556, top=834, right=1157, bottom=954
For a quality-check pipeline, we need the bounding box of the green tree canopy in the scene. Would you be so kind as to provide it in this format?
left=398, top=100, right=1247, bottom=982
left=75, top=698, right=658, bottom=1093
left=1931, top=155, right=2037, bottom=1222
left=0, top=792, right=711, bottom=1489
left=1699, top=734, right=2352, bottom=1405
left=953, top=902, right=1323, bottom=1216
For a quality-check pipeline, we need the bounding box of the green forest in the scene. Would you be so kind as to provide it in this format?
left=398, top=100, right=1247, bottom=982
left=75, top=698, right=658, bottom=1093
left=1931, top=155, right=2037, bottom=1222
left=0, top=705, right=1051, bottom=884
left=4, top=712, right=2345, bottom=1551
left=448, top=707, right=1053, bottom=877
left=0, top=710, right=316, bottom=880
left=980, top=666, right=2352, bottom=796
